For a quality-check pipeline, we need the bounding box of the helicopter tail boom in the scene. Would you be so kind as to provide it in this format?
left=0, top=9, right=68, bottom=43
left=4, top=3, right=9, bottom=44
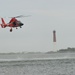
left=1, top=18, right=7, bottom=28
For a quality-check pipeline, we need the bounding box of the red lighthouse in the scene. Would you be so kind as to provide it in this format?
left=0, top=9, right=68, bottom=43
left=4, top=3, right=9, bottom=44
left=53, top=30, right=56, bottom=42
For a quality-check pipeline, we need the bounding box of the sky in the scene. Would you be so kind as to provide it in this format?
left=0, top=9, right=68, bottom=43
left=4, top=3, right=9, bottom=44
left=0, top=0, right=75, bottom=53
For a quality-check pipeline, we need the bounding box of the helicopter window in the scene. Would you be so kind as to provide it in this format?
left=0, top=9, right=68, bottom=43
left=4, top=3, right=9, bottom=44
left=17, top=21, right=21, bottom=24
left=13, top=22, right=16, bottom=25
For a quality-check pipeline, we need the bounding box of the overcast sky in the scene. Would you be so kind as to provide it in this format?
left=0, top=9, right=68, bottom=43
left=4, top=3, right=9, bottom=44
left=0, top=0, right=75, bottom=52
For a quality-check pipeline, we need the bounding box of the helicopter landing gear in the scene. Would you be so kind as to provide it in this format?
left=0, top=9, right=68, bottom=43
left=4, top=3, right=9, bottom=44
left=10, top=28, right=12, bottom=32
left=16, top=27, right=18, bottom=29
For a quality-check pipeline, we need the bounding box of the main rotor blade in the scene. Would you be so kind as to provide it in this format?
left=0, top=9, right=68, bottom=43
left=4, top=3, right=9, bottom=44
left=10, top=15, right=31, bottom=18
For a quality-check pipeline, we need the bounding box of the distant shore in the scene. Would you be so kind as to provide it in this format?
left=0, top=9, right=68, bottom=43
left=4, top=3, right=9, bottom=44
left=0, top=47, right=75, bottom=54
left=46, top=47, right=75, bottom=53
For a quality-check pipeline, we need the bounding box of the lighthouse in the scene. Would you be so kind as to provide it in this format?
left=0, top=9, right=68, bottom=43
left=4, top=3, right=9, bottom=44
left=53, top=30, right=56, bottom=42
left=53, top=30, right=57, bottom=51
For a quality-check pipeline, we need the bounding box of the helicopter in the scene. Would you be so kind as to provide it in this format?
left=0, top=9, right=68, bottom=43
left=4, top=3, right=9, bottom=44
left=0, top=15, right=30, bottom=32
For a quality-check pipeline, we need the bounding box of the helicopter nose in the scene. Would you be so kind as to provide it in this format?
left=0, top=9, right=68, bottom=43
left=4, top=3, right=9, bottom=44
left=20, top=23, right=24, bottom=26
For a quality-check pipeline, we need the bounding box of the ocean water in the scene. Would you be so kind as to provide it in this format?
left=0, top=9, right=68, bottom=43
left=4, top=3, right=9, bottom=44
left=0, top=53, right=75, bottom=75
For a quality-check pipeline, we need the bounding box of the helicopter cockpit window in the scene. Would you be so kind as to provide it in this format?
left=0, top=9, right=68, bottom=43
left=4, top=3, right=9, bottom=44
left=17, top=21, right=21, bottom=24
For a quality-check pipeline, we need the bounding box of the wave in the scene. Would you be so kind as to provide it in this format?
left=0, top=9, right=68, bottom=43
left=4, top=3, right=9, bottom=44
left=0, top=57, right=75, bottom=62
left=0, top=53, right=75, bottom=62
